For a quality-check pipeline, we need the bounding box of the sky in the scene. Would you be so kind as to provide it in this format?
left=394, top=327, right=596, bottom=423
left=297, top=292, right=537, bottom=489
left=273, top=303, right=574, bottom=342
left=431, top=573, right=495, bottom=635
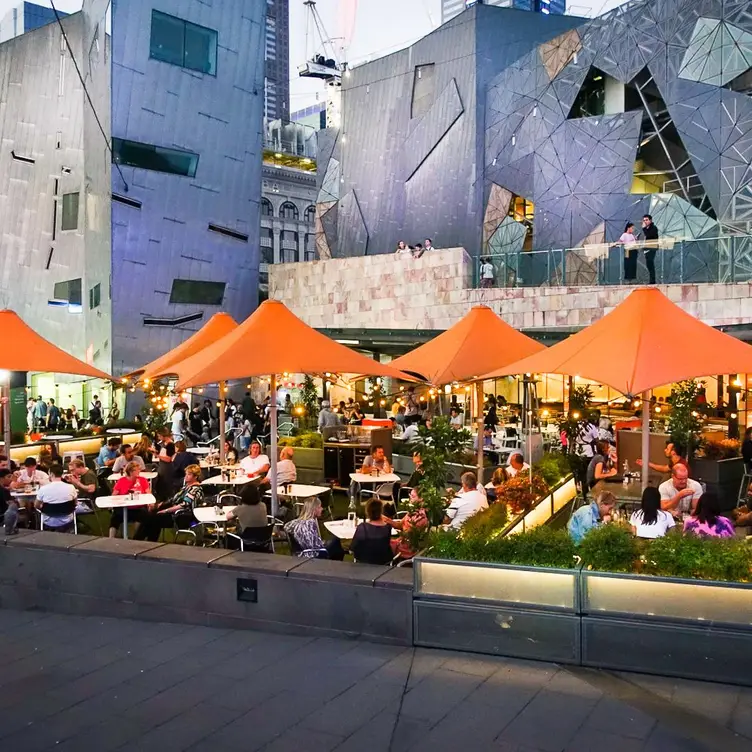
left=0, top=0, right=631, bottom=111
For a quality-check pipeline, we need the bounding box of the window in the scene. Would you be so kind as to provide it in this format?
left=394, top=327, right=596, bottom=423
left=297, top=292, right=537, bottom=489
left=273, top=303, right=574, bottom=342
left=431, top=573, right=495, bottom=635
left=568, top=68, right=607, bottom=119
left=208, top=223, right=249, bottom=242
left=61, top=192, right=79, bottom=231
left=282, top=248, right=297, bottom=263
left=169, top=279, right=226, bottom=305
left=113, top=137, right=199, bottom=177
left=411, top=63, right=436, bottom=118
left=280, top=202, right=299, bottom=220
left=53, top=278, right=82, bottom=306
left=261, top=197, right=274, bottom=216
left=261, top=247, right=274, bottom=265
left=304, top=205, right=316, bottom=225
left=150, top=10, right=217, bottom=75
left=304, top=249, right=316, bottom=262
left=89, top=283, right=101, bottom=310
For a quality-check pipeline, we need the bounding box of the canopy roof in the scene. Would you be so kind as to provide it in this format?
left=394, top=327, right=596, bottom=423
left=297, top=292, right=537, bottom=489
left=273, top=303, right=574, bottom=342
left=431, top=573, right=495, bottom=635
left=390, top=305, right=545, bottom=385
left=482, top=288, right=752, bottom=395
left=168, top=300, right=413, bottom=389
left=0, top=310, right=112, bottom=380
left=126, top=312, right=238, bottom=381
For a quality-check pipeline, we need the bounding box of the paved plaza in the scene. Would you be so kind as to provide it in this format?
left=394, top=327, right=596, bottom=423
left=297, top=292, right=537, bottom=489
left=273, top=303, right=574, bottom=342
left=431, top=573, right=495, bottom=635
left=0, top=609, right=750, bottom=752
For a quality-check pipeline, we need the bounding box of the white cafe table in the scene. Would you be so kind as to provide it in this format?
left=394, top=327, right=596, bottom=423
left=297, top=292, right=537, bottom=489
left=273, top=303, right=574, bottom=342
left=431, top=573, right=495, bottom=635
left=324, top=518, right=398, bottom=539
left=95, top=494, right=155, bottom=540
left=349, top=473, right=400, bottom=485
left=275, top=484, right=330, bottom=499
left=201, top=475, right=253, bottom=487
left=189, top=447, right=213, bottom=456
left=107, top=471, right=158, bottom=483
left=106, top=428, right=134, bottom=435
left=193, top=505, right=237, bottom=546
left=200, top=462, right=242, bottom=471
left=48, top=434, right=74, bottom=440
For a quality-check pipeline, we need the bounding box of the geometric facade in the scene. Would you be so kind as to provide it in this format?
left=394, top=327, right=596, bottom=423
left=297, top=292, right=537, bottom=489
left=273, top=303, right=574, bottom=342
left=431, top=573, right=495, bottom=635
left=318, top=0, right=752, bottom=260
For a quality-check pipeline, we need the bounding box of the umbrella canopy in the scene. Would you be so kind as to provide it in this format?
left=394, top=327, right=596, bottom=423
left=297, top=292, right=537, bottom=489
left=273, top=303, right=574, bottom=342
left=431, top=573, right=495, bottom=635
left=482, top=288, right=752, bottom=395
left=0, top=309, right=112, bottom=380
left=125, top=312, right=238, bottom=381
left=168, top=300, right=412, bottom=389
left=390, top=305, right=545, bottom=385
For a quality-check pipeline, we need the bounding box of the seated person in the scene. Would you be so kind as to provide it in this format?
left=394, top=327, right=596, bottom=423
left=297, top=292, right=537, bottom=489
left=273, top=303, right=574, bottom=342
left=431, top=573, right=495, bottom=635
left=683, top=492, right=734, bottom=538
left=585, top=441, right=616, bottom=489
left=361, top=445, right=392, bottom=476
left=349, top=403, right=365, bottom=425
left=390, top=489, right=429, bottom=561
left=110, top=461, right=150, bottom=538
left=0, top=470, right=18, bottom=534
left=350, top=499, right=394, bottom=565
left=112, top=444, right=146, bottom=474
left=0, top=454, right=18, bottom=473
left=11, top=457, right=50, bottom=489
left=63, top=459, right=97, bottom=500
left=567, top=491, right=616, bottom=544
left=659, top=465, right=702, bottom=518
left=474, top=427, right=494, bottom=452
left=487, top=466, right=509, bottom=502
left=444, top=472, right=488, bottom=530
left=226, top=483, right=268, bottom=531
left=240, top=441, right=270, bottom=480
left=96, top=437, right=121, bottom=470
left=630, top=487, right=675, bottom=539
left=449, top=407, right=463, bottom=429
left=404, top=451, right=424, bottom=490
left=172, top=441, right=199, bottom=481
left=223, top=440, right=238, bottom=465
left=506, top=452, right=531, bottom=479
left=35, top=464, right=77, bottom=532
left=400, top=416, right=421, bottom=443
left=283, top=498, right=344, bottom=559
left=636, top=440, right=688, bottom=475
left=274, top=446, right=297, bottom=486
left=137, top=464, right=204, bottom=542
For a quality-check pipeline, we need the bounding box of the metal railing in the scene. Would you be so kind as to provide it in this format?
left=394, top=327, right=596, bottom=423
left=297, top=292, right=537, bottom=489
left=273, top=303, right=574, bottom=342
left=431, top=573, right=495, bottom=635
left=264, top=118, right=317, bottom=159
left=477, top=235, right=752, bottom=288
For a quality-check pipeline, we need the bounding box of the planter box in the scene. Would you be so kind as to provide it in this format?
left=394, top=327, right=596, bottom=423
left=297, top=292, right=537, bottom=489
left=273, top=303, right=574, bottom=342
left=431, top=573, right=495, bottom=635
left=413, top=558, right=581, bottom=663
left=692, top=457, right=744, bottom=508
left=291, top=447, right=324, bottom=484
left=504, top=476, right=577, bottom=535
left=581, top=570, right=752, bottom=686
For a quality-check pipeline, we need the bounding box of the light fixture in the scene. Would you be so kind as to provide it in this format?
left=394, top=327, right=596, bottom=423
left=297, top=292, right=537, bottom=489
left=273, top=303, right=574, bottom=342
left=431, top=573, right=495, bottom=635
left=572, top=411, right=580, bottom=420
left=655, top=406, right=662, bottom=413
left=731, top=412, right=738, bottom=419
left=633, top=400, right=641, bottom=407
left=691, top=410, right=699, bottom=417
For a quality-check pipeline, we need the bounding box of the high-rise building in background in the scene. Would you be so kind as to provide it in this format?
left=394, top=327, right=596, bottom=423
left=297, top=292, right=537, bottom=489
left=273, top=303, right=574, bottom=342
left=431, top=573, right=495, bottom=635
left=441, top=0, right=565, bottom=24
left=265, top=0, right=290, bottom=120
left=0, top=1, right=68, bottom=43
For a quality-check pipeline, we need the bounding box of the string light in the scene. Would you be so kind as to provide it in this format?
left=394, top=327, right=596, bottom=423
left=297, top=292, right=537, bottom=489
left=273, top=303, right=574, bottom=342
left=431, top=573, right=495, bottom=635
left=731, top=412, right=738, bottom=419
left=654, top=406, right=662, bottom=413
left=633, top=400, right=641, bottom=408
left=572, top=411, right=580, bottom=420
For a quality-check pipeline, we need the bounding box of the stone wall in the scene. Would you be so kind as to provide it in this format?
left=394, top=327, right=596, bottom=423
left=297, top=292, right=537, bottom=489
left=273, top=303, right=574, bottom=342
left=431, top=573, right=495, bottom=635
left=269, top=248, right=752, bottom=332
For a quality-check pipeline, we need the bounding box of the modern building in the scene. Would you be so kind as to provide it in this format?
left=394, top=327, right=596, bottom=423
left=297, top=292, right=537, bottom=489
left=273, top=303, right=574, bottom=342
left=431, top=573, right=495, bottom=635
left=314, top=0, right=752, bottom=265
left=0, top=0, right=266, bottom=384
left=0, top=1, right=68, bottom=43
left=441, top=0, right=566, bottom=25
left=291, top=101, right=327, bottom=131
left=264, top=0, right=290, bottom=121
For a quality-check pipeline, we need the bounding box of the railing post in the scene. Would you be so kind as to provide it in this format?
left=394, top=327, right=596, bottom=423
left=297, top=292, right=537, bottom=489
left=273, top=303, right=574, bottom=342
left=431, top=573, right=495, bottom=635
left=562, top=248, right=566, bottom=286
left=730, top=236, right=735, bottom=284
left=680, top=240, right=684, bottom=283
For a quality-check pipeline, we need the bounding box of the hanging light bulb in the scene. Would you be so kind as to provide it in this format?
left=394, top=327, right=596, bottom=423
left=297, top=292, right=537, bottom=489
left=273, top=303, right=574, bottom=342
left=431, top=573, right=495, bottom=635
left=654, top=406, right=662, bottom=413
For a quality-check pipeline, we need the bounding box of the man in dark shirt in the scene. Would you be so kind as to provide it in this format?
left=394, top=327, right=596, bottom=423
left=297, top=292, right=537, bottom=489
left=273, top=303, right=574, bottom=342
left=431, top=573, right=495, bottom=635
left=0, top=469, right=13, bottom=515
left=641, top=214, right=659, bottom=284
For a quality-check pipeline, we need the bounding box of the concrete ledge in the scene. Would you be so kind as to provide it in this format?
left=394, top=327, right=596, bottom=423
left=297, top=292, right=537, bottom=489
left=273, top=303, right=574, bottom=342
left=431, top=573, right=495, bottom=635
left=0, top=532, right=413, bottom=645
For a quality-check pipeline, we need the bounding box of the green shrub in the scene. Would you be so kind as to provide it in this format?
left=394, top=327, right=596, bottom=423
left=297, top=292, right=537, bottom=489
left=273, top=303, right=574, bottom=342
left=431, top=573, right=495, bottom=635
left=297, top=432, right=323, bottom=449
left=533, top=453, right=570, bottom=487
left=460, top=503, right=510, bottom=541
left=278, top=436, right=299, bottom=447
left=644, top=534, right=752, bottom=582
left=579, top=524, right=639, bottom=573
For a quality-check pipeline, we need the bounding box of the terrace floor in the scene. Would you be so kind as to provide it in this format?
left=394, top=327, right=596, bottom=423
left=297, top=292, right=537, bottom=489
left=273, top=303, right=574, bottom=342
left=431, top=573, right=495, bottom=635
left=0, top=609, right=750, bottom=751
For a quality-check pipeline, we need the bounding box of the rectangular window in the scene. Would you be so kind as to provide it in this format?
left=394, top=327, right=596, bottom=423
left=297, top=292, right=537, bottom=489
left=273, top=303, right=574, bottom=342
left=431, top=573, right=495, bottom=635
left=113, top=137, right=199, bottom=178
left=61, top=192, right=79, bottom=231
left=169, top=279, right=226, bottom=305
left=53, top=278, right=82, bottom=306
left=150, top=10, right=217, bottom=76
left=89, top=283, right=101, bottom=310
left=411, top=63, right=436, bottom=118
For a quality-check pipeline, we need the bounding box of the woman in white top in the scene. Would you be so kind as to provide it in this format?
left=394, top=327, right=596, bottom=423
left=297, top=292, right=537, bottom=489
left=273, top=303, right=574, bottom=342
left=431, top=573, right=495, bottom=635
left=620, top=222, right=638, bottom=282
left=630, top=487, right=675, bottom=539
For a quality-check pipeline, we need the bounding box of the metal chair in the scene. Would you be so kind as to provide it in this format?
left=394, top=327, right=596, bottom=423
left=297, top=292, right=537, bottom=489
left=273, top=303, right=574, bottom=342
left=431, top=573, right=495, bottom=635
left=361, top=482, right=398, bottom=516
left=226, top=515, right=283, bottom=553
left=37, top=500, right=78, bottom=534
left=286, top=527, right=326, bottom=558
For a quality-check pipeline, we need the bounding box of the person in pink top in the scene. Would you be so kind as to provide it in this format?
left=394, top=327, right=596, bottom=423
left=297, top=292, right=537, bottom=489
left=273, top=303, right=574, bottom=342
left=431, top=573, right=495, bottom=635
left=683, top=492, right=734, bottom=538
left=110, top=461, right=150, bottom=538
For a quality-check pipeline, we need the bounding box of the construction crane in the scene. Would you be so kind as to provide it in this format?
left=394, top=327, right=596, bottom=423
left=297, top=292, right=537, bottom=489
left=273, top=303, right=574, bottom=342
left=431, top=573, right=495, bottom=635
left=298, top=0, right=343, bottom=82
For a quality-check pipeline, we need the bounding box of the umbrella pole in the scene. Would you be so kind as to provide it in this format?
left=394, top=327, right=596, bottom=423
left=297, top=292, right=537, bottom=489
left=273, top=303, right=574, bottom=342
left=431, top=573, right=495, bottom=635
left=1, top=373, right=10, bottom=456
left=476, top=382, right=484, bottom=485
left=270, top=374, right=279, bottom=518
left=219, top=382, right=226, bottom=465
left=641, top=389, right=650, bottom=491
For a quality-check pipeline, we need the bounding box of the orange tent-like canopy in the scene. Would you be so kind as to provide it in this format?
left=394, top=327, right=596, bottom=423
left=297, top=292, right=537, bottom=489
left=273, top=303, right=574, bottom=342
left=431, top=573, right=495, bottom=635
left=170, top=300, right=412, bottom=389
left=391, top=305, right=545, bottom=385
left=482, top=288, right=752, bottom=395
left=126, top=312, right=238, bottom=381
left=0, top=309, right=111, bottom=380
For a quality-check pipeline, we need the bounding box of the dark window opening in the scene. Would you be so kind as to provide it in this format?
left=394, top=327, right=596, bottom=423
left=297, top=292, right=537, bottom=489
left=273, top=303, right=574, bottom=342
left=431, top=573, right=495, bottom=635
left=112, top=193, right=142, bottom=209
left=261, top=197, right=274, bottom=216
left=89, top=283, right=101, bottom=310
left=113, top=137, right=199, bottom=177
left=727, top=68, right=752, bottom=95
left=11, top=150, right=34, bottom=164
left=144, top=312, right=204, bottom=327
left=45, top=248, right=54, bottom=270
left=280, top=202, right=299, bottom=220
left=411, top=63, right=436, bottom=118
left=61, top=192, right=79, bottom=231
left=568, top=68, right=607, bottom=119
left=304, top=205, right=316, bottom=224
left=53, top=278, right=82, bottom=306
left=150, top=10, right=217, bottom=76
left=169, top=279, right=226, bottom=305
left=208, top=223, right=249, bottom=242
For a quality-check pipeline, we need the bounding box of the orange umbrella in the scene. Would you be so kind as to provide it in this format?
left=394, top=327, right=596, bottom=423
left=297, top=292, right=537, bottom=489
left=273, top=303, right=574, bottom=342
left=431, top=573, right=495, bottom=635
left=391, top=305, right=544, bottom=385
left=170, top=300, right=411, bottom=389
left=0, top=309, right=112, bottom=380
left=482, top=288, right=752, bottom=395
left=125, top=312, right=238, bottom=381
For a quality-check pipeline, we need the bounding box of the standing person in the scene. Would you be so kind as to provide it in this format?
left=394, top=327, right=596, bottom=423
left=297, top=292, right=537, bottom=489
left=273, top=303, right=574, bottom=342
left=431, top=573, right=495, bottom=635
left=480, top=257, right=494, bottom=288
left=423, top=238, right=435, bottom=252
left=170, top=403, right=186, bottom=442
left=641, top=214, right=659, bottom=284
left=26, top=398, right=35, bottom=433
left=108, top=403, right=120, bottom=423
left=317, top=401, right=340, bottom=431
left=47, top=399, right=60, bottom=431
left=33, top=396, right=47, bottom=430
left=88, top=396, right=102, bottom=426
left=241, top=392, right=256, bottom=419
left=404, top=387, right=419, bottom=418
left=153, top=428, right=177, bottom=501
left=187, top=404, right=205, bottom=445
left=620, top=222, right=638, bottom=282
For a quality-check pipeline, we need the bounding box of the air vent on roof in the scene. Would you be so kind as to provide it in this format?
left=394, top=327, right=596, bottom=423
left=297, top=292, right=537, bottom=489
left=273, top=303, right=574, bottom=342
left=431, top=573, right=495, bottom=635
left=208, top=223, right=249, bottom=242
left=11, top=150, right=34, bottom=164
left=143, top=312, right=204, bottom=327
left=112, top=193, right=142, bottom=209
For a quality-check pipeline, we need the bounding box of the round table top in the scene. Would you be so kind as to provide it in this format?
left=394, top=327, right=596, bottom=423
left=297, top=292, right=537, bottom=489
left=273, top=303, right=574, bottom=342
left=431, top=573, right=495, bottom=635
left=106, top=428, right=135, bottom=435
left=11, top=489, right=39, bottom=498
left=200, top=475, right=252, bottom=486
left=95, top=494, right=156, bottom=509
left=273, top=484, right=330, bottom=498
left=324, top=519, right=398, bottom=539
left=349, top=472, right=400, bottom=484
left=189, top=447, right=213, bottom=455
left=193, top=505, right=236, bottom=523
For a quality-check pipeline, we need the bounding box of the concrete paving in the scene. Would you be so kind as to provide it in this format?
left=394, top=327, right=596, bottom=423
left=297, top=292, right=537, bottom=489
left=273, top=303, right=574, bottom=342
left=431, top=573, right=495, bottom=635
left=0, top=609, right=750, bottom=752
